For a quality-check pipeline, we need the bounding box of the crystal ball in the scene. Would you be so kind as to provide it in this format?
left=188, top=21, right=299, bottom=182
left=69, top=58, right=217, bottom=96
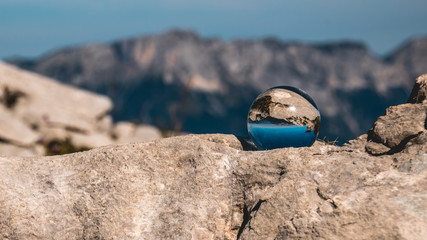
left=247, top=86, right=321, bottom=150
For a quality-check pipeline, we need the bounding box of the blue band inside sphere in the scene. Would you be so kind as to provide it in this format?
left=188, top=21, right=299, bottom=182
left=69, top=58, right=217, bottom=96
left=247, top=86, right=321, bottom=150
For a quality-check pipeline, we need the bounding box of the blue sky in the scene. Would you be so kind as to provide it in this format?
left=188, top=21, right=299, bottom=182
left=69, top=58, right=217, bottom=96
left=1, top=0, right=426, bottom=58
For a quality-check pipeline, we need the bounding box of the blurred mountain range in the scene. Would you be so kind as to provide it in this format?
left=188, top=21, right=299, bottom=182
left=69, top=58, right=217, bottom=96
left=7, top=30, right=427, bottom=143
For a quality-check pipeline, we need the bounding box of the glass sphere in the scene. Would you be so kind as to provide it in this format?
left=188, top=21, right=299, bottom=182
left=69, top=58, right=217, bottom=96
left=247, top=86, right=321, bottom=150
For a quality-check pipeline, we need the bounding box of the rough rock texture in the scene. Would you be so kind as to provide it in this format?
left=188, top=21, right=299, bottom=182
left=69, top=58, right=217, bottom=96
left=0, top=61, right=161, bottom=156
left=9, top=30, right=427, bottom=142
left=0, top=77, right=426, bottom=239
left=407, top=74, right=427, bottom=103
left=366, top=74, right=427, bottom=155
left=0, top=135, right=243, bottom=239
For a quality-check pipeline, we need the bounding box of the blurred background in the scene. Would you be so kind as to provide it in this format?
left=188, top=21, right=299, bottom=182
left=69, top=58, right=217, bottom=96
left=0, top=0, right=426, bottom=155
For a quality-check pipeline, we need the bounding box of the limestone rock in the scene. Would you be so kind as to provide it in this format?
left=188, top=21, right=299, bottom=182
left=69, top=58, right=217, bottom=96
left=195, top=133, right=243, bottom=150
left=0, top=61, right=163, bottom=156
left=365, top=140, right=391, bottom=155
left=0, top=117, right=426, bottom=239
left=0, top=143, right=44, bottom=157
left=237, top=143, right=426, bottom=239
left=112, top=122, right=162, bottom=144
left=366, top=74, right=427, bottom=155
left=0, top=135, right=243, bottom=239
left=407, top=74, right=427, bottom=104
left=0, top=61, right=112, bottom=132
left=0, top=105, right=39, bottom=146
left=68, top=131, right=113, bottom=148
left=96, top=115, right=113, bottom=132
left=366, top=103, right=426, bottom=154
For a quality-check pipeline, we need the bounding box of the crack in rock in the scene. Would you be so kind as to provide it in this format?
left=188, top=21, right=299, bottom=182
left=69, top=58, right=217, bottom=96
left=236, top=200, right=266, bottom=239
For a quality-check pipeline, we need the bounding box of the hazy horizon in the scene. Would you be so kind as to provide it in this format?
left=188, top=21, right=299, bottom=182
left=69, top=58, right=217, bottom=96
left=3, top=28, right=426, bottom=61
left=1, top=0, right=427, bottom=59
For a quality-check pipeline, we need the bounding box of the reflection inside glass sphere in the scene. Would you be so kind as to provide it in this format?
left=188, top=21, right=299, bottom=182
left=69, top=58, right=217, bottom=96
left=247, top=86, right=321, bottom=150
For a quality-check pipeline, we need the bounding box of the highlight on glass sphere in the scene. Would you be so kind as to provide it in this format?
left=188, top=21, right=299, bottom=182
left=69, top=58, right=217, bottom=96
left=247, top=86, right=321, bottom=150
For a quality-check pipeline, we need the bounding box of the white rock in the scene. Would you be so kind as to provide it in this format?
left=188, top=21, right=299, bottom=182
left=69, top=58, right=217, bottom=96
left=0, top=61, right=112, bottom=133
left=0, top=143, right=44, bottom=157
left=112, top=121, right=162, bottom=144
left=0, top=105, right=39, bottom=145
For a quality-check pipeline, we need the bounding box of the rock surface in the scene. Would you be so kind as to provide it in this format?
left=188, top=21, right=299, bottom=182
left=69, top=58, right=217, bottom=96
left=0, top=76, right=425, bottom=239
left=112, top=122, right=162, bottom=144
left=0, top=61, right=162, bottom=156
left=366, top=74, right=427, bottom=155
left=407, top=74, right=427, bottom=104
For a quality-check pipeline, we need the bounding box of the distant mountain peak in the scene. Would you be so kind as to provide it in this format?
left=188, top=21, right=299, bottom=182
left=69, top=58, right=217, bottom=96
left=7, top=31, right=426, bottom=143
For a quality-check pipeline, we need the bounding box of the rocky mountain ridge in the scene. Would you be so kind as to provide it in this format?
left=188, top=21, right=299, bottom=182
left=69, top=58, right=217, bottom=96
left=0, top=75, right=425, bottom=239
left=8, top=30, right=427, bottom=143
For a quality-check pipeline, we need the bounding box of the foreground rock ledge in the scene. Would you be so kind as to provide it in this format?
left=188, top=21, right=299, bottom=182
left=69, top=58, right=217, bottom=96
left=1, top=75, right=426, bottom=239
left=0, top=130, right=425, bottom=239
